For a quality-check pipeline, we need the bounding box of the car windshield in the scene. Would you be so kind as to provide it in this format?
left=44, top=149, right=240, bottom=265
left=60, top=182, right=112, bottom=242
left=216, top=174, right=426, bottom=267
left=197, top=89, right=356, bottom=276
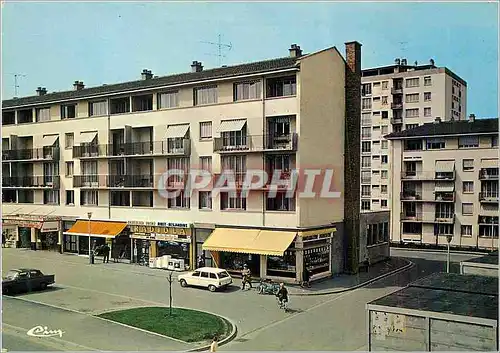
left=4, top=270, right=19, bottom=280
left=218, top=271, right=229, bottom=279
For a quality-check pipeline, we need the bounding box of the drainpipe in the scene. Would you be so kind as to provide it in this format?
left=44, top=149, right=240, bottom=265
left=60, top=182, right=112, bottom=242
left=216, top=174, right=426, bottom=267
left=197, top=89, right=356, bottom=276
left=107, top=98, right=111, bottom=220
left=261, top=76, right=266, bottom=228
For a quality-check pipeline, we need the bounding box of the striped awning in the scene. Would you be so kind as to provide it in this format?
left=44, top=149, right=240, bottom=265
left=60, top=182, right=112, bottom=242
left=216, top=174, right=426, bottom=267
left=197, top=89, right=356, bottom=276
left=481, top=159, right=499, bottom=168
left=298, top=227, right=337, bottom=238
left=79, top=132, right=97, bottom=144
left=435, top=185, right=455, bottom=193
left=165, top=124, right=190, bottom=138
left=42, top=135, right=59, bottom=146
left=218, top=119, right=247, bottom=133
left=435, top=160, right=455, bottom=173
left=64, top=220, right=127, bottom=238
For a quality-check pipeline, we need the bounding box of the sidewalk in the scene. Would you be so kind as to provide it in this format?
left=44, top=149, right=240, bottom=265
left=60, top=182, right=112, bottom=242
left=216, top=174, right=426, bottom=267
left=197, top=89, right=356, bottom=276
left=287, top=257, right=413, bottom=296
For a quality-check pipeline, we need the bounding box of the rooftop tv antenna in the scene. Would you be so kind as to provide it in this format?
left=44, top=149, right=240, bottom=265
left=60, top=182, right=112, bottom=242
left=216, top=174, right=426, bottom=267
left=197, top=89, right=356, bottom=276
left=200, top=34, right=232, bottom=66
left=7, top=73, right=27, bottom=96
left=398, top=41, right=408, bottom=54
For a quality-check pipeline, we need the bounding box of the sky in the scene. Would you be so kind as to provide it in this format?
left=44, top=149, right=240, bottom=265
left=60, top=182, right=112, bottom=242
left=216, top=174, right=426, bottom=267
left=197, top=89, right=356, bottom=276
left=1, top=1, right=498, bottom=117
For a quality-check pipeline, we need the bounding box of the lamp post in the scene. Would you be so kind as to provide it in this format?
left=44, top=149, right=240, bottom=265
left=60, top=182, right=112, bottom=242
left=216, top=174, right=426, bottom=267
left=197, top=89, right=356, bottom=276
left=446, top=233, right=453, bottom=273
left=87, top=212, right=92, bottom=265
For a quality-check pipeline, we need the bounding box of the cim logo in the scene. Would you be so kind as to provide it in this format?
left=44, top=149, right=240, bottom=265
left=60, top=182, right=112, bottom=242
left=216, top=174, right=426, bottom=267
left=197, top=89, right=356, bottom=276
left=26, top=326, right=64, bottom=338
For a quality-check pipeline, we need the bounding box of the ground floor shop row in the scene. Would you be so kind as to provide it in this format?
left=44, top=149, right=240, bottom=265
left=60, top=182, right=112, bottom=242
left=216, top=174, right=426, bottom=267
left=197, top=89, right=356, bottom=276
left=2, top=215, right=343, bottom=283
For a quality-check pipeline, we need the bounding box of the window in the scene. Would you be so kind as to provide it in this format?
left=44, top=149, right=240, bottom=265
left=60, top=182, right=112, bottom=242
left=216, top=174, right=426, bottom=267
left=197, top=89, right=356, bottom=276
left=361, top=185, right=371, bottom=197
left=266, top=194, right=296, bottom=211
left=110, top=97, right=130, bottom=114
left=381, top=155, right=388, bottom=164
left=381, top=200, right=388, bottom=208
left=361, top=171, right=371, bottom=183
left=381, top=96, right=388, bottom=105
left=43, top=190, right=59, bottom=205
left=65, top=133, right=74, bottom=149
left=199, top=121, right=212, bottom=140
left=81, top=190, right=98, bottom=205
left=406, top=78, right=419, bottom=88
left=61, top=104, right=76, bottom=119
left=221, top=193, right=246, bottom=210
left=405, top=93, right=419, bottom=103
left=66, top=190, right=74, bottom=205
left=426, top=138, right=445, bottom=150
left=381, top=140, right=388, bottom=149
left=463, top=159, right=474, bottom=171
left=362, top=113, right=372, bottom=125
left=362, top=127, right=371, bottom=139
left=89, top=101, right=108, bottom=116
left=381, top=170, right=388, bottom=179
left=65, top=162, right=74, bottom=177
left=362, top=98, right=372, bottom=110
left=168, top=190, right=190, bottom=209
left=372, top=155, right=380, bottom=160
left=461, top=225, right=473, bottom=237
left=462, top=203, right=474, bottom=215
left=492, top=135, right=499, bottom=147
left=381, top=81, right=388, bottom=90
left=362, top=83, right=372, bottom=96
left=131, top=94, right=153, bottom=112
left=158, top=91, right=179, bottom=109
left=362, top=141, right=371, bottom=153
left=199, top=191, right=212, bottom=210
left=424, top=107, right=432, bottom=117
left=459, top=136, right=479, bottom=148
left=406, top=123, right=419, bottom=130
left=405, top=108, right=419, bottom=118
left=194, top=86, right=218, bottom=105
left=381, top=126, right=388, bottom=135
left=373, top=97, right=381, bottom=103
left=381, top=111, right=388, bottom=119
left=381, top=185, right=388, bottom=194
left=463, top=181, right=474, bottom=193
left=362, top=156, right=371, bottom=168
left=200, top=156, right=212, bottom=171
left=266, top=76, right=296, bottom=98
left=424, top=76, right=432, bottom=86
left=36, top=107, right=51, bottom=122
left=434, top=224, right=453, bottom=236
left=81, top=161, right=97, bottom=175
left=373, top=82, right=381, bottom=88
left=424, top=92, right=431, bottom=101
left=234, top=81, right=262, bottom=101
left=361, top=200, right=370, bottom=210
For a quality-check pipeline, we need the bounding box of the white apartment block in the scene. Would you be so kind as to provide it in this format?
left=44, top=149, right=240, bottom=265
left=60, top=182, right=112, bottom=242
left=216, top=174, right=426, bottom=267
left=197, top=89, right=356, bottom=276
left=386, top=116, right=499, bottom=250
left=360, top=58, right=467, bottom=212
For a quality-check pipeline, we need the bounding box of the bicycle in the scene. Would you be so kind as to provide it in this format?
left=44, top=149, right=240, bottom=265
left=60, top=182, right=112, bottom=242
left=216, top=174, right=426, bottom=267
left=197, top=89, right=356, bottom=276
left=276, top=296, right=289, bottom=312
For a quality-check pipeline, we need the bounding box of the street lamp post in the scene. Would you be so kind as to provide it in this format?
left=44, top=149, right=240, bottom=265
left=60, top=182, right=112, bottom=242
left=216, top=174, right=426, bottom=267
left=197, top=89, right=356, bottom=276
left=87, top=212, right=92, bottom=265
left=446, top=233, right=453, bottom=273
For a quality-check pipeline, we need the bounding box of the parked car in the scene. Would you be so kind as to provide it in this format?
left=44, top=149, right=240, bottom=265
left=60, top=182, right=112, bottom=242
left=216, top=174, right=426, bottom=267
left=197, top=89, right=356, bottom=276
left=178, top=267, right=232, bottom=292
left=2, top=268, right=55, bottom=295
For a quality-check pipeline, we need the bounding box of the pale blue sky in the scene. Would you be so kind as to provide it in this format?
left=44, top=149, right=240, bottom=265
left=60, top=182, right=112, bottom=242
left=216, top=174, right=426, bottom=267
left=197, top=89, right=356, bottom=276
left=2, top=1, right=498, bottom=117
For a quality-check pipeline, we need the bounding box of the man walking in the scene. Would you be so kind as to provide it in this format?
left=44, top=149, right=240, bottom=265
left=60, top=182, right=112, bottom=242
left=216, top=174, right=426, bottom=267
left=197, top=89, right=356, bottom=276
left=102, top=243, right=110, bottom=263
left=241, top=264, right=253, bottom=290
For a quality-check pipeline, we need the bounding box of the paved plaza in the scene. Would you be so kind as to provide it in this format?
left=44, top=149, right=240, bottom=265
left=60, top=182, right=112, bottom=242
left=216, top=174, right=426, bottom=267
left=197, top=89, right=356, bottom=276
left=1, top=248, right=481, bottom=351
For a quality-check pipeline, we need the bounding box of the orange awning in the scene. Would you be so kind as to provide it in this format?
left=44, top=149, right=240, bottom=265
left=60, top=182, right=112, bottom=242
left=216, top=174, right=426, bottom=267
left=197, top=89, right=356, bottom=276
left=64, top=220, right=127, bottom=238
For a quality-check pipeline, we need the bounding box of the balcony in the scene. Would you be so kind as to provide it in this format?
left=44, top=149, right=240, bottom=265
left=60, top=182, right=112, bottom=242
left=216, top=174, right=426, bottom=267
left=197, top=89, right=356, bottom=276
left=401, top=171, right=455, bottom=181
left=107, top=175, right=154, bottom=188
left=479, top=169, right=499, bottom=180
left=391, top=87, right=403, bottom=95
left=2, top=176, right=60, bottom=188
left=400, top=212, right=455, bottom=224
left=434, top=214, right=455, bottom=224
left=391, top=102, right=403, bottom=110
left=479, top=192, right=499, bottom=203
left=72, top=141, right=191, bottom=158
left=2, top=147, right=60, bottom=162
left=400, top=213, right=424, bottom=222
left=478, top=216, right=499, bottom=225
left=213, top=134, right=298, bottom=153
left=391, top=117, right=403, bottom=124
left=73, top=175, right=108, bottom=188
left=434, top=192, right=455, bottom=202
left=400, top=191, right=423, bottom=201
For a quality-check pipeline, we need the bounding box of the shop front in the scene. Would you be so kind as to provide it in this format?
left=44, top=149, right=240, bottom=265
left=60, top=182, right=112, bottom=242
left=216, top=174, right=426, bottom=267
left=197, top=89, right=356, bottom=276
left=202, top=227, right=336, bottom=283
left=2, top=215, right=62, bottom=251
left=194, top=224, right=215, bottom=268
left=63, top=220, right=129, bottom=259
left=128, top=221, right=193, bottom=269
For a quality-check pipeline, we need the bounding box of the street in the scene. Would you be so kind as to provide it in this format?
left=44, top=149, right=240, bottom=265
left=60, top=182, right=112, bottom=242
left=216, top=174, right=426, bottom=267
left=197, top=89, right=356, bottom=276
left=1, top=248, right=481, bottom=351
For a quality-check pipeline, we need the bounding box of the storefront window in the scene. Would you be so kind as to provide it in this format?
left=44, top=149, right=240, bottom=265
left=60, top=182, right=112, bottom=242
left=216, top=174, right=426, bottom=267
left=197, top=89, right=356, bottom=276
left=221, top=252, right=260, bottom=275
left=133, top=239, right=150, bottom=265
left=18, top=227, right=31, bottom=248
left=64, top=235, right=78, bottom=253
left=113, top=234, right=131, bottom=261
left=267, top=250, right=296, bottom=278
left=303, top=244, right=330, bottom=276
left=157, top=241, right=190, bottom=264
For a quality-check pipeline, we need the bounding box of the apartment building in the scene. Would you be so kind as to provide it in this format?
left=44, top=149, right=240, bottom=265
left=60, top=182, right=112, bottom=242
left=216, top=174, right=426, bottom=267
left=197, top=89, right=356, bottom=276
left=386, top=116, right=499, bottom=250
left=360, top=58, right=467, bottom=212
left=2, top=42, right=376, bottom=282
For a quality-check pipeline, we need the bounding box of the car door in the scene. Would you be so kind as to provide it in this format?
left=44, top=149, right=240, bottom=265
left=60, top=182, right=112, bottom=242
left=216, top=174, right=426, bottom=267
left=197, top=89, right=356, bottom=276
left=199, top=271, right=210, bottom=288
left=16, top=271, right=30, bottom=292
left=209, top=272, right=218, bottom=287
left=189, top=271, right=201, bottom=286
left=29, top=270, right=42, bottom=289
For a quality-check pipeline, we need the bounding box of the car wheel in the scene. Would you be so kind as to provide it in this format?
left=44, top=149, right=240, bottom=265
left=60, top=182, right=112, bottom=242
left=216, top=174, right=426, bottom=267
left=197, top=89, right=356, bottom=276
left=208, top=285, right=217, bottom=292
left=40, top=283, right=47, bottom=290
left=180, top=279, right=188, bottom=287
left=3, top=288, right=9, bottom=295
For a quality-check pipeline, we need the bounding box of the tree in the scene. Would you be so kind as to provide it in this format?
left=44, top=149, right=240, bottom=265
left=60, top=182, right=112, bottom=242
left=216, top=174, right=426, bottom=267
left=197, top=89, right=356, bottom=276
left=166, top=271, right=174, bottom=316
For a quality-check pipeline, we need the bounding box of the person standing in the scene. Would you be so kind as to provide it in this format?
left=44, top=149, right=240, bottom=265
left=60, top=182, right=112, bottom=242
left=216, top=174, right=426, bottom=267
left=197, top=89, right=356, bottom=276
left=241, top=264, right=253, bottom=290
left=197, top=255, right=205, bottom=269
left=301, top=266, right=311, bottom=288
left=276, top=282, right=289, bottom=310
left=102, top=243, right=110, bottom=263
left=210, top=336, right=218, bottom=352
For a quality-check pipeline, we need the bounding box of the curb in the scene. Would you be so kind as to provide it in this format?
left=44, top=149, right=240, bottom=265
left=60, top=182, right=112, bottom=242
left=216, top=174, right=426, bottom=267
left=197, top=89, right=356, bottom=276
left=391, top=246, right=490, bottom=256
left=289, top=259, right=415, bottom=297
left=184, top=312, right=238, bottom=352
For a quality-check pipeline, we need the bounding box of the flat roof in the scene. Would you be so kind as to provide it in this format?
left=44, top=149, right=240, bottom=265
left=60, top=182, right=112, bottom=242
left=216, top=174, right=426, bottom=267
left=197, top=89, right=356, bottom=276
left=409, top=272, right=498, bottom=295
left=463, top=253, right=499, bottom=266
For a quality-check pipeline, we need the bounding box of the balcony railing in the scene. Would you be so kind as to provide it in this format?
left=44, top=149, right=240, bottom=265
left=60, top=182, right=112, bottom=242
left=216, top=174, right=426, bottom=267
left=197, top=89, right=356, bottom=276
left=73, top=175, right=155, bottom=188
left=478, top=216, right=499, bottom=225
left=2, top=147, right=60, bottom=161
left=213, top=134, right=298, bottom=153
left=479, top=169, right=499, bottom=180
left=400, top=212, right=455, bottom=223
left=434, top=214, right=455, bottom=223
left=72, top=140, right=191, bottom=158
left=479, top=192, right=499, bottom=203
left=434, top=192, right=455, bottom=202
left=391, top=87, right=403, bottom=95
left=391, top=102, right=403, bottom=110
left=73, top=175, right=108, bottom=188
left=391, top=117, right=403, bottom=124
left=400, top=191, right=422, bottom=200
left=2, top=176, right=60, bottom=188
left=401, top=171, right=455, bottom=181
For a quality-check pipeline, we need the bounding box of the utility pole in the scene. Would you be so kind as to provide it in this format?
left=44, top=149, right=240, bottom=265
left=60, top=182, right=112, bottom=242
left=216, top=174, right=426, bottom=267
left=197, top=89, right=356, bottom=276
left=200, top=34, right=232, bottom=67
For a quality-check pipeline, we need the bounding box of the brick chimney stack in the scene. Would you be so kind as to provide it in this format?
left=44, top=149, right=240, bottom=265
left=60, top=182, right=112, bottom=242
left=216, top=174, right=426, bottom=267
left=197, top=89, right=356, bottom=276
left=191, top=61, right=203, bottom=73
left=73, top=81, right=85, bottom=90
left=344, top=41, right=362, bottom=274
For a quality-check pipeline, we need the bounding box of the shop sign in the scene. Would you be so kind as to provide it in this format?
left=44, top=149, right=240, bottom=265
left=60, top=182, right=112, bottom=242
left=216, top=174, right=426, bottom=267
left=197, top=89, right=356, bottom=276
left=2, top=219, right=43, bottom=229
left=131, top=232, right=191, bottom=243
left=41, top=221, right=60, bottom=233
left=128, top=220, right=190, bottom=228
left=130, top=225, right=191, bottom=236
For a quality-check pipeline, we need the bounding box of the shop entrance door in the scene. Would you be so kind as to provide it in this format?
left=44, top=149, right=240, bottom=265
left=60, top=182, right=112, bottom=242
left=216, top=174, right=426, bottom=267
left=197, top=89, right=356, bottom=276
left=18, top=228, right=31, bottom=248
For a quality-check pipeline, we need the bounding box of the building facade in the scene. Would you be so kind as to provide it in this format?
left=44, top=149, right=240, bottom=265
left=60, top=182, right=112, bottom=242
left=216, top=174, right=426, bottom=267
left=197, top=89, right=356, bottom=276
left=2, top=42, right=364, bottom=282
left=360, top=59, right=467, bottom=213
left=386, top=117, right=498, bottom=250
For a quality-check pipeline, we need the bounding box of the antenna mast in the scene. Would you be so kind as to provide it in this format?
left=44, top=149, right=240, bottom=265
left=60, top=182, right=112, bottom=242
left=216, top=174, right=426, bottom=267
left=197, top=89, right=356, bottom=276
left=7, top=73, right=27, bottom=96
left=200, top=34, right=232, bottom=66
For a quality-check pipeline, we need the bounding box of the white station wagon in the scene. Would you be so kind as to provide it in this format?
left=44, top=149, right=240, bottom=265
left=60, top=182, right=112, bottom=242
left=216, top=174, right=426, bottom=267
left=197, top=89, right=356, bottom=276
left=178, top=267, right=233, bottom=292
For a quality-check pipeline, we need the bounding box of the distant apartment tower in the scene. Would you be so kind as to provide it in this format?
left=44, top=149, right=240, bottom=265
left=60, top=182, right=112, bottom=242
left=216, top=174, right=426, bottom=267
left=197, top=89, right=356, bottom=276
left=359, top=58, right=467, bottom=212
left=386, top=116, right=498, bottom=251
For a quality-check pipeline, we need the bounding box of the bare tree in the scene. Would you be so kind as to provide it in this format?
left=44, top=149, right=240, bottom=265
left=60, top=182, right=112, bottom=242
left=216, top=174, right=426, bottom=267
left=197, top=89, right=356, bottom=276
left=166, top=271, right=174, bottom=316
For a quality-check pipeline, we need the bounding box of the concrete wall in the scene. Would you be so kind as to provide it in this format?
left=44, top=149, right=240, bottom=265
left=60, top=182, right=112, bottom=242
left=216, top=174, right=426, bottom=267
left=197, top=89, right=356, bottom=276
left=461, top=264, right=499, bottom=277
left=359, top=211, right=390, bottom=264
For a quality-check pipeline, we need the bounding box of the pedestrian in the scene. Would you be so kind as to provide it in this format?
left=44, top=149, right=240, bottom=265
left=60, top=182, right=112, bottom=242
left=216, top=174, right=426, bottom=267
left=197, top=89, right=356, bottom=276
left=276, top=282, right=289, bottom=311
left=197, top=255, right=205, bottom=269
left=301, top=266, right=310, bottom=288
left=102, top=243, right=110, bottom=263
left=209, top=336, right=218, bottom=352
left=241, top=264, right=253, bottom=290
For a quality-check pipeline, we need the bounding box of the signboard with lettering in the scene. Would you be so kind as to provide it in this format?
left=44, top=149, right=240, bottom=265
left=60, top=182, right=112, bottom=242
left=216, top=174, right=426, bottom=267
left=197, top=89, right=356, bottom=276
left=41, top=221, right=60, bottom=233
left=2, top=220, right=43, bottom=229
left=127, top=221, right=191, bottom=228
